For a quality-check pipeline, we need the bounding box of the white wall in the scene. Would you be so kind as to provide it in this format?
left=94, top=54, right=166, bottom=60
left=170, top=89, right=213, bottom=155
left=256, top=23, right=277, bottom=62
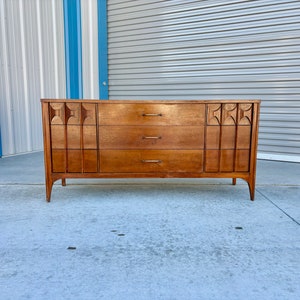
left=81, top=0, right=99, bottom=99
left=0, top=0, right=66, bottom=156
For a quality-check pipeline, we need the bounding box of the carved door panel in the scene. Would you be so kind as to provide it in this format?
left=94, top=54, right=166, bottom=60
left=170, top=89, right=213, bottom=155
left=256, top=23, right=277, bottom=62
left=49, top=102, right=98, bottom=173
left=205, top=103, right=253, bottom=173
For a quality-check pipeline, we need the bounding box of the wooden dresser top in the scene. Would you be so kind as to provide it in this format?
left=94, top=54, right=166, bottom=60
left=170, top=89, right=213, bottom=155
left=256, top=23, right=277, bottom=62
left=41, top=99, right=261, bottom=104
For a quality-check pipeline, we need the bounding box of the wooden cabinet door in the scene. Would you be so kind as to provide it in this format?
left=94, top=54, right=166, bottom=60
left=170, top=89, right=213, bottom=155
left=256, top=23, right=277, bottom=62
left=205, top=103, right=254, bottom=173
left=49, top=102, right=98, bottom=173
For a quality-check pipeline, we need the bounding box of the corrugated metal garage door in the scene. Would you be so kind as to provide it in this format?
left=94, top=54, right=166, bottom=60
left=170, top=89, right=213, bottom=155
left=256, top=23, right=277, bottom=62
left=0, top=0, right=66, bottom=156
left=107, top=0, right=300, bottom=162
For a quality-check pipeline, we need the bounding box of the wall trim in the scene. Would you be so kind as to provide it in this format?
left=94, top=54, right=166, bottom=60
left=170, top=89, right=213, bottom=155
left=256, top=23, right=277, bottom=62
left=63, top=0, right=83, bottom=98
left=97, top=0, right=108, bottom=99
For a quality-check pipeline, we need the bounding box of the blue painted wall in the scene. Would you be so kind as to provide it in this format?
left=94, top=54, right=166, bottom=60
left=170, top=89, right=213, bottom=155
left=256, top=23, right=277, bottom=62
left=98, top=0, right=108, bottom=99
left=63, top=0, right=83, bottom=99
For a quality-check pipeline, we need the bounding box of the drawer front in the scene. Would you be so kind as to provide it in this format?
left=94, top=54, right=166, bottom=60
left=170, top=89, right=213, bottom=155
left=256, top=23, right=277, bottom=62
left=51, top=149, right=98, bottom=173
left=204, top=149, right=250, bottom=172
left=100, top=150, right=203, bottom=173
left=99, top=126, right=204, bottom=149
left=98, top=103, right=205, bottom=125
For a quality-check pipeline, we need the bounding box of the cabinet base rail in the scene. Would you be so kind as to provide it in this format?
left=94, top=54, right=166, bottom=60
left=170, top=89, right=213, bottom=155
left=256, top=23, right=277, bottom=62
left=45, top=173, right=256, bottom=202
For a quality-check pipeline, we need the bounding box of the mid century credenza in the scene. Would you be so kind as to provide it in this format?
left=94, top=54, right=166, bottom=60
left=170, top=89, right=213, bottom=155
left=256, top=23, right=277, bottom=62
left=41, top=99, right=260, bottom=202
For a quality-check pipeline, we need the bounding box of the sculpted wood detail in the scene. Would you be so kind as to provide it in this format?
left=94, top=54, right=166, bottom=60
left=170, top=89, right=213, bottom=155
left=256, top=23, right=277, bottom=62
left=41, top=99, right=260, bottom=202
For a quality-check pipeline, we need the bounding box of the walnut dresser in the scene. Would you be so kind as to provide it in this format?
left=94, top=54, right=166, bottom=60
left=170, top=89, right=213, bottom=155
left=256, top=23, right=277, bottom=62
left=41, top=99, right=260, bottom=202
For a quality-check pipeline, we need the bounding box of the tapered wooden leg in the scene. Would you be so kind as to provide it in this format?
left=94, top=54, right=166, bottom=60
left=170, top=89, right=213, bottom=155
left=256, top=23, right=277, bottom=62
left=46, top=179, right=54, bottom=202
left=247, top=179, right=255, bottom=201
left=232, top=178, right=237, bottom=185
left=62, top=178, right=66, bottom=186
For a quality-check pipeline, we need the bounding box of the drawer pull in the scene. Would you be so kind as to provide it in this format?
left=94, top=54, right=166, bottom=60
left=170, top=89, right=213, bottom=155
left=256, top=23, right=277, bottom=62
left=142, top=136, right=161, bottom=139
left=142, top=113, right=162, bottom=117
left=142, top=159, right=162, bottom=163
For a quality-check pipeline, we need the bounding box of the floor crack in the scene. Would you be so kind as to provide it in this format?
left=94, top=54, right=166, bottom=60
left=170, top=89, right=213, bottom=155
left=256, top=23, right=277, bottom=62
left=256, top=189, right=300, bottom=226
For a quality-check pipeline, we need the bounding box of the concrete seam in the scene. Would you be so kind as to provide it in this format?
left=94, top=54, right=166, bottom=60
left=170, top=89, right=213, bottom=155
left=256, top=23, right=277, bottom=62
left=256, top=189, right=300, bottom=226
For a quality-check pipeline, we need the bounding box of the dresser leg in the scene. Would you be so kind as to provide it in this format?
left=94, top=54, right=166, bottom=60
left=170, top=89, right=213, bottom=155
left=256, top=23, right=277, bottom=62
left=62, top=178, right=66, bottom=186
left=46, top=179, right=54, bottom=202
left=247, top=179, right=255, bottom=201
left=232, top=178, right=237, bottom=185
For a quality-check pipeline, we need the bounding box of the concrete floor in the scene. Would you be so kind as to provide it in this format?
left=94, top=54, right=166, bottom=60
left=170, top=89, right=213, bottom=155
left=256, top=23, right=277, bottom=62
left=0, top=152, right=299, bottom=300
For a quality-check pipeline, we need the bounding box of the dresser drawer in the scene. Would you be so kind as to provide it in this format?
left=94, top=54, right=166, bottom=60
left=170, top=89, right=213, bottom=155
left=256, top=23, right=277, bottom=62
left=100, top=150, right=204, bottom=173
left=98, top=103, right=205, bottom=125
left=99, top=126, right=204, bottom=149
